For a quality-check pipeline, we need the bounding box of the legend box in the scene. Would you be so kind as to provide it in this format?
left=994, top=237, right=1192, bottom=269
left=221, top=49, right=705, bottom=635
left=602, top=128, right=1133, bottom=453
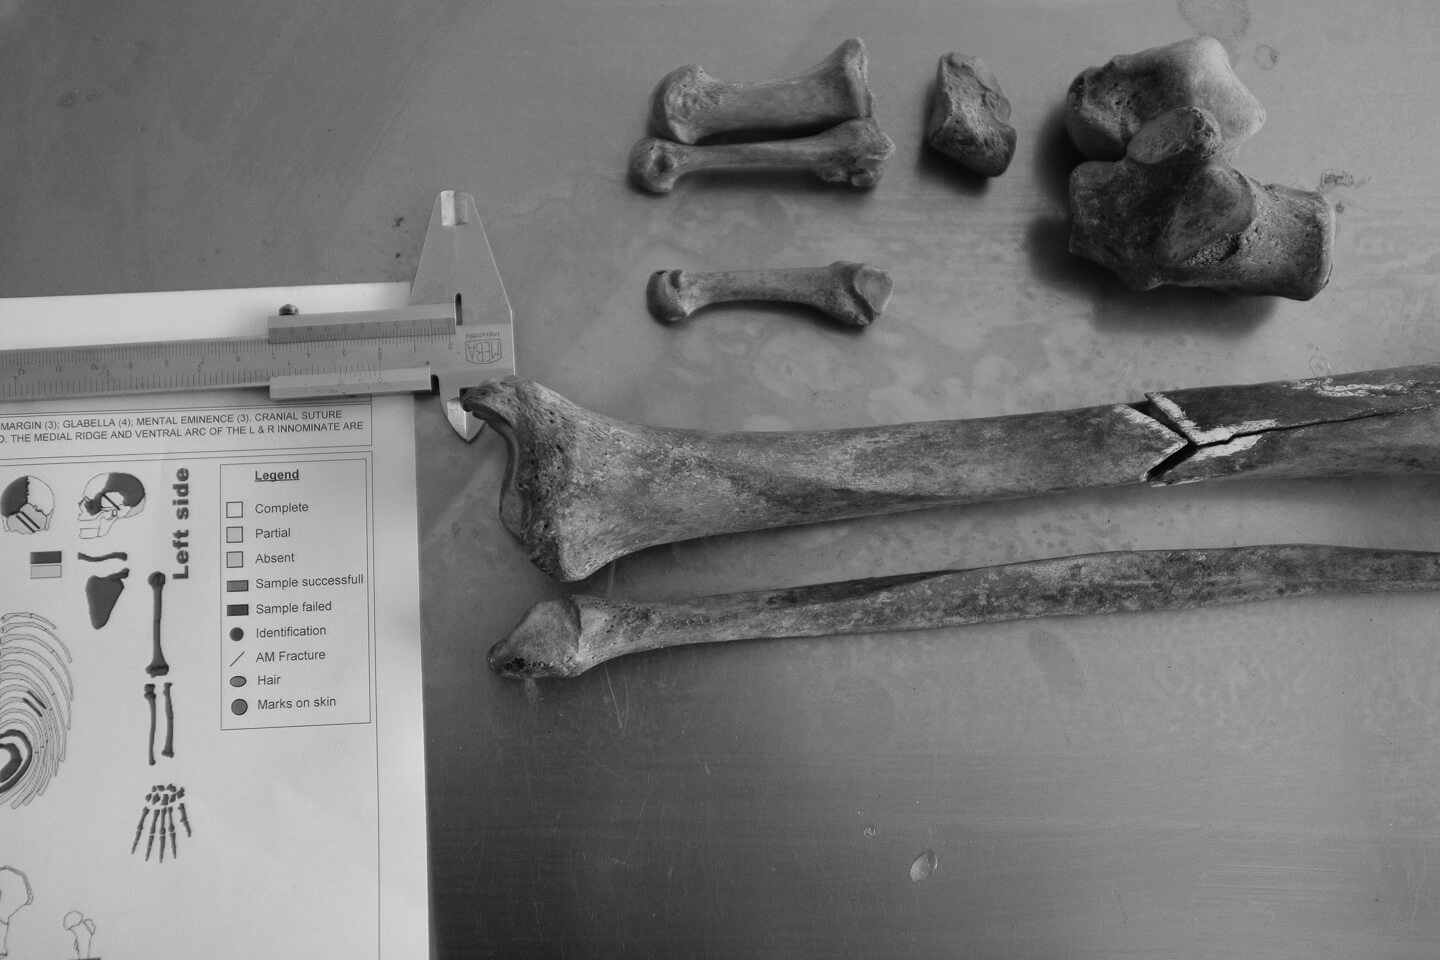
left=218, top=458, right=372, bottom=729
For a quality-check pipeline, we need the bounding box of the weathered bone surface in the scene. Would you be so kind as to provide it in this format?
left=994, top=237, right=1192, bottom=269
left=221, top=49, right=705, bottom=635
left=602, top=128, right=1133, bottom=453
left=462, top=364, right=1440, bottom=582
left=926, top=53, right=1016, bottom=176
left=462, top=378, right=1184, bottom=581
left=1066, top=35, right=1265, bottom=159
left=488, top=544, right=1440, bottom=679
left=1070, top=106, right=1333, bottom=299
left=650, top=38, right=872, bottom=144
left=629, top=118, right=895, bottom=193
left=647, top=261, right=893, bottom=327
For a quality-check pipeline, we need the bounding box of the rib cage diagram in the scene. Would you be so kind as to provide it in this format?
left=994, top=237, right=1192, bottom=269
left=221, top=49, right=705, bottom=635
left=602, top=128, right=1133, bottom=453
left=0, top=613, right=73, bottom=807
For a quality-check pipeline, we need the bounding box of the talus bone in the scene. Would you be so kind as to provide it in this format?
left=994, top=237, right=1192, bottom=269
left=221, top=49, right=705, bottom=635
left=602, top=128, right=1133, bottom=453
left=650, top=38, right=873, bottom=144
left=1066, top=35, right=1265, bottom=159
left=926, top=53, right=1016, bottom=176
left=462, top=363, right=1440, bottom=582
left=488, top=545, right=1440, bottom=680
left=647, top=261, right=893, bottom=327
left=1069, top=106, right=1333, bottom=299
left=629, top=118, right=895, bottom=193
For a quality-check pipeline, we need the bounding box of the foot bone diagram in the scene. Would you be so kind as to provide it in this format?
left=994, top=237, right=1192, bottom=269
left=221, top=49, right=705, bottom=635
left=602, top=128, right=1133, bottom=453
left=463, top=365, right=1440, bottom=582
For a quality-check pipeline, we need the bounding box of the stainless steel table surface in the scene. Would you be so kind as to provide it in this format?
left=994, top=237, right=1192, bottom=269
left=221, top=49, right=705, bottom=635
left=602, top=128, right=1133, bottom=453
left=4, top=2, right=1440, bottom=957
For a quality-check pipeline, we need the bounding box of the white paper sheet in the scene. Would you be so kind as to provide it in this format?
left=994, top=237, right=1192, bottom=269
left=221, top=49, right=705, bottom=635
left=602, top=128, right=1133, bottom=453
left=0, top=284, right=429, bottom=959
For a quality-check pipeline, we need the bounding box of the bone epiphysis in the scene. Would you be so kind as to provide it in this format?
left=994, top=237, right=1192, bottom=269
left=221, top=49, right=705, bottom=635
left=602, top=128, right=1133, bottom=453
left=1069, top=106, right=1333, bottom=299
left=488, top=545, right=1440, bottom=680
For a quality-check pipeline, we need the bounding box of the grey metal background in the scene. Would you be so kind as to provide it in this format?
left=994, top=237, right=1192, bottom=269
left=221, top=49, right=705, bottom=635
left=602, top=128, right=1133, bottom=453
left=4, top=1, right=1439, bottom=956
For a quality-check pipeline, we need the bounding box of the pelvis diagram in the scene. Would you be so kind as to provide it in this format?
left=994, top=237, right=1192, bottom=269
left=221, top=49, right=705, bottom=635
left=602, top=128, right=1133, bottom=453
left=0, top=613, right=73, bottom=807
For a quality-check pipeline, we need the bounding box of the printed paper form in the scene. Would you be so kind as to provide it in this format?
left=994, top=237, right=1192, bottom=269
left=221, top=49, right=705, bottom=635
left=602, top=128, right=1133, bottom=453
left=0, top=284, right=428, bottom=960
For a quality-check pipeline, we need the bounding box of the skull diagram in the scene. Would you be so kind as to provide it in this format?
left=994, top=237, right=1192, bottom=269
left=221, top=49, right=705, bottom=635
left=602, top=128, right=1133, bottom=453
left=76, top=473, right=146, bottom=539
left=0, top=476, right=54, bottom=535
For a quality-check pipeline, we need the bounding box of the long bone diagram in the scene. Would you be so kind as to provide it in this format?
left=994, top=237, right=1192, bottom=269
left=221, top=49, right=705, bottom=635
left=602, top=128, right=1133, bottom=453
left=462, top=363, right=1440, bottom=583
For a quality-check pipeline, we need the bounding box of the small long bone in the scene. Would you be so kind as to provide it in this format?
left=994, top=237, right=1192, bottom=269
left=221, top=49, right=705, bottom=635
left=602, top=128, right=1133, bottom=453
left=489, top=544, right=1440, bottom=679
left=462, top=365, right=1440, bottom=582
left=629, top=118, right=895, bottom=193
left=647, top=261, right=893, bottom=327
left=650, top=38, right=872, bottom=144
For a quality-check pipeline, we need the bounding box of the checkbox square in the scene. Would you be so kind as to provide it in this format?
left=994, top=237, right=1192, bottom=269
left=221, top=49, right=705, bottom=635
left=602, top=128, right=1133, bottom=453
left=226, top=501, right=245, bottom=519
left=226, top=551, right=244, bottom=568
left=225, top=526, right=244, bottom=543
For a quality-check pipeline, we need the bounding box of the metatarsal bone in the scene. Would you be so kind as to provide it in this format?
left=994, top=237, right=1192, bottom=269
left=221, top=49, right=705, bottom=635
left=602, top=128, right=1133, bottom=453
left=489, top=544, right=1440, bottom=679
left=651, top=38, right=873, bottom=144
left=629, top=118, right=895, bottom=194
left=647, top=261, right=893, bottom=327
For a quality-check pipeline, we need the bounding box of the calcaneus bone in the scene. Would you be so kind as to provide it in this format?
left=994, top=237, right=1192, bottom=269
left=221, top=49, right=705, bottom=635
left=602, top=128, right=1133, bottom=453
left=926, top=53, right=1016, bottom=176
left=1069, top=106, right=1333, bottom=299
left=647, top=261, right=893, bottom=327
left=1066, top=35, right=1265, bottom=160
left=650, top=38, right=872, bottom=144
left=489, top=545, right=1440, bottom=679
left=629, top=118, right=895, bottom=194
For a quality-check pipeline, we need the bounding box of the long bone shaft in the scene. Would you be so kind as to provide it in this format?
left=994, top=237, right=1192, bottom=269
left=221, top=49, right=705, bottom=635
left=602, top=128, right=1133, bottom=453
left=650, top=37, right=872, bottom=144
left=647, top=261, right=893, bottom=327
left=489, top=544, right=1440, bottom=680
left=462, top=365, right=1440, bottom=583
left=629, top=118, right=894, bottom=194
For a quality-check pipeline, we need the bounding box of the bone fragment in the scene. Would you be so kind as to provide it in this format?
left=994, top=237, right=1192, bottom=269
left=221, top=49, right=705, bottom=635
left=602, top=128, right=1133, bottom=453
left=464, top=364, right=1440, bottom=582
left=650, top=38, right=872, bottom=144
left=926, top=53, right=1016, bottom=176
left=488, top=544, right=1440, bottom=679
left=648, top=261, right=892, bottom=327
left=1069, top=106, right=1333, bottom=299
left=462, top=377, right=1185, bottom=581
left=629, top=118, right=895, bottom=194
left=1066, top=35, right=1265, bottom=159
